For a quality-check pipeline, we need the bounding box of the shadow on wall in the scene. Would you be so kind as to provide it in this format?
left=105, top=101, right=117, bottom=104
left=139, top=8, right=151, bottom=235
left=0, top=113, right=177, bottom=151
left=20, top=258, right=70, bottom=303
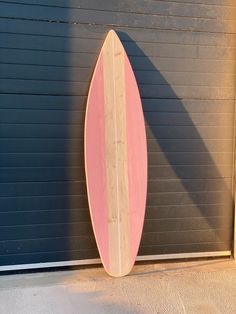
left=116, top=31, right=234, bottom=255
left=67, top=30, right=234, bottom=258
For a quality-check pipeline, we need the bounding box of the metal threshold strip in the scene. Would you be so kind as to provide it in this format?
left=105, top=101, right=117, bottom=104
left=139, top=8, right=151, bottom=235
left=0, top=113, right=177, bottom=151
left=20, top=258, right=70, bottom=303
left=0, top=251, right=231, bottom=272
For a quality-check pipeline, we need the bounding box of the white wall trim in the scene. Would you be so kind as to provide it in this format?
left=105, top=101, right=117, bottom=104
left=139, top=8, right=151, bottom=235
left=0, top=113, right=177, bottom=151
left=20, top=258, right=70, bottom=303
left=136, top=251, right=231, bottom=261
left=0, top=251, right=231, bottom=272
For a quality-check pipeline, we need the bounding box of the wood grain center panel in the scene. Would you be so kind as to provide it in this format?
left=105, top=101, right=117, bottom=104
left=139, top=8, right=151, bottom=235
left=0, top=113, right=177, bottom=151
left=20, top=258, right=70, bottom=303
left=103, top=32, right=131, bottom=276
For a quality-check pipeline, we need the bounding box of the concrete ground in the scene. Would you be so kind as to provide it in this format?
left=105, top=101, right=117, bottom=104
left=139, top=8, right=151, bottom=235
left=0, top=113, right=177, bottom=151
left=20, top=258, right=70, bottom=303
left=0, top=257, right=236, bottom=314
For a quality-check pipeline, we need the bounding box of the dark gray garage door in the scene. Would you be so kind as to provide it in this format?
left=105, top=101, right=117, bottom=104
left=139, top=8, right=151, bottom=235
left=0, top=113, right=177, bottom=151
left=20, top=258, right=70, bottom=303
left=0, top=0, right=235, bottom=268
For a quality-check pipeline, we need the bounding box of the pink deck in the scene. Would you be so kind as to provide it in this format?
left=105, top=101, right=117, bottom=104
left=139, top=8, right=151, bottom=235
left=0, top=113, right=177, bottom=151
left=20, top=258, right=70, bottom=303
left=124, top=54, right=147, bottom=263
left=85, top=57, right=109, bottom=267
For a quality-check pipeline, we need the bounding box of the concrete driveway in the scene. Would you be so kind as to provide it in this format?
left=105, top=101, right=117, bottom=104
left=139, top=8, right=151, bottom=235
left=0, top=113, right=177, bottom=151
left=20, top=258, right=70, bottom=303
left=0, top=257, right=236, bottom=314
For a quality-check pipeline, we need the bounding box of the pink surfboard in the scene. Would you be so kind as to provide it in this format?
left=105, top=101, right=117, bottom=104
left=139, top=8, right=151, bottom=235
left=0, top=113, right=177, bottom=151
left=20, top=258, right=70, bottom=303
left=85, top=30, right=147, bottom=277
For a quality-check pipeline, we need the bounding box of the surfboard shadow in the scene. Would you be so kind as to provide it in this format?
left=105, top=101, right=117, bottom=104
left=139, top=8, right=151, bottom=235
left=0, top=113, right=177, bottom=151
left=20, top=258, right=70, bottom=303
left=117, top=31, right=234, bottom=256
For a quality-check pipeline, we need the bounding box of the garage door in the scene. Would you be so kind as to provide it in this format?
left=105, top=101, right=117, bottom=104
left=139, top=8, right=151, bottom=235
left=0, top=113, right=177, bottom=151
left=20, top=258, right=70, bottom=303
left=0, top=0, right=235, bottom=269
